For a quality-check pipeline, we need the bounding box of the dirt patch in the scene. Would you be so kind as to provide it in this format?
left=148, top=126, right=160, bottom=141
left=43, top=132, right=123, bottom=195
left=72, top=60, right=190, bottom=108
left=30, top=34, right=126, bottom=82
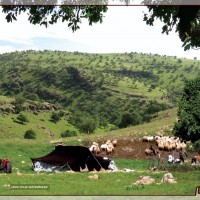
left=84, top=136, right=197, bottom=163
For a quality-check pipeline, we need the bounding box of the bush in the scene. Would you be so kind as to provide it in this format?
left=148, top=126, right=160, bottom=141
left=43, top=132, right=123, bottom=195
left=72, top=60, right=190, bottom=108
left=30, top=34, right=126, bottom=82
left=50, top=112, right=61, bottom=123
left=17, top=113, right=29, bottom=124
left=61, top=130, right=77, bottom=138
left=24, top=129, right=36, bottom=139
left=193, top=139, right=200, bottom=154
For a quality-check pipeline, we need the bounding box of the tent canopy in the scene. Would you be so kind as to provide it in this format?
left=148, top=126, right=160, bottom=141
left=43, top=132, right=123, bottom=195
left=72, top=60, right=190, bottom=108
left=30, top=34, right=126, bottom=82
left=31, top=145, right=112, bottom=172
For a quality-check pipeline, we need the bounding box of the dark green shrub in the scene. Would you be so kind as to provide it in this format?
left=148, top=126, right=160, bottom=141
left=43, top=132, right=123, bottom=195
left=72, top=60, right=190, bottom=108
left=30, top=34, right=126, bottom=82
left=26, top=93, right=39, bottom=101
left=17, top=113, right=29, bottom=124
left=24, top=129, right=36, bottom=139
left=193, top=139, right=200, bottom=153
left=50, top=112, right=61, bottom=123
left=61, top=130, right=77, bottom=138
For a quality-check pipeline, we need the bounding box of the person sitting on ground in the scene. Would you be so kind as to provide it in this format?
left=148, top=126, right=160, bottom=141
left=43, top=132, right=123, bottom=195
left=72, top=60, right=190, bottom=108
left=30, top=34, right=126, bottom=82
left=191, top=156, right=197, bottom=165
left=168, top=155, right=174, bottom=164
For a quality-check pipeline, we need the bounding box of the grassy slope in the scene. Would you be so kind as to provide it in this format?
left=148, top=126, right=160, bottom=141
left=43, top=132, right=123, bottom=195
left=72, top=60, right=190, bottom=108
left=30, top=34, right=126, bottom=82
left=0, top=105, right=177, bottom=139
left=0, top=111, right=79, bottom=139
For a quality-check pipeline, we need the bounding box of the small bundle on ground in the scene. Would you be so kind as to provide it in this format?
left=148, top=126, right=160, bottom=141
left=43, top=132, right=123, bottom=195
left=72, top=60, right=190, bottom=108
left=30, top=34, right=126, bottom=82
left=132, top=176, right=155, bottom=185
left=161, top=173, right=177, bottom=184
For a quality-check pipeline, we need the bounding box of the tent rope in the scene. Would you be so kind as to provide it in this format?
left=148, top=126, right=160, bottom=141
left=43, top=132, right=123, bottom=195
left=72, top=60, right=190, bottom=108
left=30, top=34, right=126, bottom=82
left=90, top=152, right=104, bottom=170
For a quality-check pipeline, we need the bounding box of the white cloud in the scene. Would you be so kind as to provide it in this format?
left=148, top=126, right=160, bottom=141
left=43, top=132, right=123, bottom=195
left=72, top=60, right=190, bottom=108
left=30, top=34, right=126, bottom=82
left=0, top=45, right=18, bottom=53
left=0, top=6, right=199, bottom=59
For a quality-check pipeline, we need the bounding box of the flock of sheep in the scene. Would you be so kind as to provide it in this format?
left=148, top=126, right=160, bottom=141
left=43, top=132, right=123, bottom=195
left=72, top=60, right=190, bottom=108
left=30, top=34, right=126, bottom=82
left=89, top=139, right=117, bottom=155
left=143, top=135, right=187, bottom=153
left=89, top=135, right=188, bottom=156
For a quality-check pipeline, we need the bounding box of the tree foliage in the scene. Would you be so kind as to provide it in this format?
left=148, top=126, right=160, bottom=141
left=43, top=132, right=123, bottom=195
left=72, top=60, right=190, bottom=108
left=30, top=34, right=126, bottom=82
left=1, top=5, right=108, bottom=32
left=1, top=4, right=200, bottom=50
left=173, top=77, right=200, bottom=142
left=193, top=139, right=200, bottom=153
left=119, top=111, right=142, bottom=128
left=78, top=117, right=97, bottom=134
left=143, top=4, right=200, bottom=50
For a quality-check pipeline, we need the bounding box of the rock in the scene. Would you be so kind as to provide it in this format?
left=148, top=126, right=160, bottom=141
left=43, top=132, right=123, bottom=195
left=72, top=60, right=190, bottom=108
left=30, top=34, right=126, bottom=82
left=17, top=172, right=22, bottom=176
left=88, top=174, right=99, bottom=180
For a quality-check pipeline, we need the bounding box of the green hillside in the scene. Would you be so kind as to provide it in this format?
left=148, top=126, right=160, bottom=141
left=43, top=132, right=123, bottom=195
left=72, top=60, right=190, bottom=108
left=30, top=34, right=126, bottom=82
left=0, top=50, right=199, bottom=138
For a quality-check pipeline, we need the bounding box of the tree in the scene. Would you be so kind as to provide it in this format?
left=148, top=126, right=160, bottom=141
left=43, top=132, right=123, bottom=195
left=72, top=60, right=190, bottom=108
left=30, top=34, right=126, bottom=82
left=1, top=3, right=200, bottom=50
left=78, top=117, right=97, bottom=134
left=119, top=111, right=142, bottom=128
left=173, top=77, right=200, bottom=142
left=17, top=113, right=29, bottom=124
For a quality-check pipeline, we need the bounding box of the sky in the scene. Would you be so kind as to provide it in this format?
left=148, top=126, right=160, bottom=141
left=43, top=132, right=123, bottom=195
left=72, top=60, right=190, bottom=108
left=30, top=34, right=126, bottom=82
left=0, top=6, right=199, bottom=59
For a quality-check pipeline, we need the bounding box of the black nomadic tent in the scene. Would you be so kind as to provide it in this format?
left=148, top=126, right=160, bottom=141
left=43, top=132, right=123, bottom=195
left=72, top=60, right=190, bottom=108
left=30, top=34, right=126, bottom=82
left=31, top=145, right=112, bottom=172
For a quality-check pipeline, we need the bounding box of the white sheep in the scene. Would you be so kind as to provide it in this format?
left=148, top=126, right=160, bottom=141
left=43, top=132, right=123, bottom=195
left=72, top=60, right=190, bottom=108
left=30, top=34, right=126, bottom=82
left=100, top=144, right=108, bottom=151
left=106, top=143, right=114, bottom=155
left=112, top=139, right=117, bottom=147
left=89, top=144, right=100, bottom=154
left=142, top=136, right=155, bottom=142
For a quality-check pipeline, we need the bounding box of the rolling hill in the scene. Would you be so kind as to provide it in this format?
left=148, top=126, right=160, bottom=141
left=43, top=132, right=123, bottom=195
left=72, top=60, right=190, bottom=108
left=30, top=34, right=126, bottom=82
left=0, top=50, right=199, bottom=139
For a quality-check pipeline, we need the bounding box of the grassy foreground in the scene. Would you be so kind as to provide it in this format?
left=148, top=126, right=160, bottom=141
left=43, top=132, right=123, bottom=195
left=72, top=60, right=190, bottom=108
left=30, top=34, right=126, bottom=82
left=0, top=139, right=199, bottom=196
left=0, top=170, right=199, bottom=195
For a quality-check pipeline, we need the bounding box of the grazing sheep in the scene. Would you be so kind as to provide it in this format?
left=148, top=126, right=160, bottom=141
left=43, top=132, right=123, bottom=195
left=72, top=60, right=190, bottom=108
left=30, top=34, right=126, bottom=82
left=89, top=144, right=100, bottom=155
left=106, top=144, right=114, bottom=155
left=164, top=142, right=173, bottom=151
left=94, top=146, right=100, bottom=154
left=176, top=143, right=182, bottom=151
left=112, top=139, right=117, bottom=147
left=171, top=142, right=176, bottom=150
left=142, top=136, right=149, bottom=142
left=158, top=142, right=165, bottom=150
left=142, top=136, right=155, bottom=142
left=92, top=142, right=99, bottom=146
left=181, top=142, right=187, bottom=150
left=100, top=144, right=108, bottom=151
left=144, top=148, right=153, bottom=156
